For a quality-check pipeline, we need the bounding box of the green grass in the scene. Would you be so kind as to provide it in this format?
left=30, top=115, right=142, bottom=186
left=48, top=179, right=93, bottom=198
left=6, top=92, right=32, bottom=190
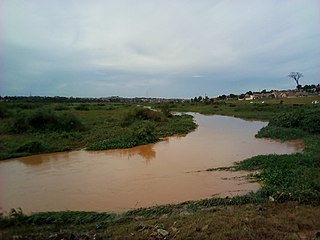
left=255, top=126, right=308, bottom=140
left=0, top=102, right=196, bottom=159
left=169, top=97, right=320, bottom=120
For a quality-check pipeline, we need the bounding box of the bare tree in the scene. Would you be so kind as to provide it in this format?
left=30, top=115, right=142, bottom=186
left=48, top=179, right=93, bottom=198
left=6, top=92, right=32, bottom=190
left=288, top=72, right=303, bottom=89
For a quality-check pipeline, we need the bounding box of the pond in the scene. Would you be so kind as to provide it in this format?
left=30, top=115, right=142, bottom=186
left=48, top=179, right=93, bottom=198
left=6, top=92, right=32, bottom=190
left=0, top=114, right=301, bottom=214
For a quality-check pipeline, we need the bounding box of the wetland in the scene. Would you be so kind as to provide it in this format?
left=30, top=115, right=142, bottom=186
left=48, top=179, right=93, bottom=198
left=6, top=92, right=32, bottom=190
left=0, top=113, right=300, bottom=213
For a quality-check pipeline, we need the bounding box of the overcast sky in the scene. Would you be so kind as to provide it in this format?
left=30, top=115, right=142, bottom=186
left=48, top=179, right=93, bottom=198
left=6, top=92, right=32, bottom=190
left=1, top=0, right=319, bottom=98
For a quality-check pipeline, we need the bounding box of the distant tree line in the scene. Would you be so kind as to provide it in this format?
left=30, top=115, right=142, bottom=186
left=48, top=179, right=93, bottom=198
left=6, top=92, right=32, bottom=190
left=301, top=84, right=320, bottom=92
left=0, top=96, right=186, bottom=103
left=0, top=96, right=101, bottom=103
left=191, top=83, right=320, bottom=103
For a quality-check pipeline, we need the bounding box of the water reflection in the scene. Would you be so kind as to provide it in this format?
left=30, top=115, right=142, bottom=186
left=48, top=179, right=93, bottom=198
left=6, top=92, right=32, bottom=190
left=0, top=114, right=302, bottom=214
left=107, top=144, right=157, bottom=163
left=18, top=152, right=72, bottom=166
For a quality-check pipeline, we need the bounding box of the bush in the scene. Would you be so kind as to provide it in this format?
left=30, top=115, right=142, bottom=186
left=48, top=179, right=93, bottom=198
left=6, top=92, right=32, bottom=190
left=16, top=141, right=47, bottom=153
left=54, top=104, right=69, bottom=111
left=270, top=108, right=320, bottom=134
left=88, top=121, right=158, bottom=150
left=159, top=103, right=172, bottom=117
left=58, top=113, right=85, bottom=132
left=0, top=104, right=9, bottom=118
left=8, top=109, right=84, bottom=133
left=121, top=108, right=164, bottom=126
left=133, top=108, right=163, bottom=121
left=74, top=104, right=89, bottom=111
left=256, top=126, right=307, bottom=140
left=10, top=103, right=42, bottom=110
left=9, top=113, right=30, bottom=133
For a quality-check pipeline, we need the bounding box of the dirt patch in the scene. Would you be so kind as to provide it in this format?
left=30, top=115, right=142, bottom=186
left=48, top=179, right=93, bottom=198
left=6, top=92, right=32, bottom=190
left=2, top=202, right=320, bottom=240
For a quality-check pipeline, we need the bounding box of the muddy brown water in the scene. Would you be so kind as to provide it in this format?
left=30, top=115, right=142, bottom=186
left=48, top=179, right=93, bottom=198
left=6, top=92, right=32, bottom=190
left=0, top=114, right=301, bottom=214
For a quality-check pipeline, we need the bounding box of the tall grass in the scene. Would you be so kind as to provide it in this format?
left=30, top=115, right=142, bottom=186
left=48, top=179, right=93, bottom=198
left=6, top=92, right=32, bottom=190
left=88, top=121, right=158, bottom=150
left=269, top=107, right=320, bottom=134
left=121, top=107, right=164, bottom=127
left=7, top=109, right=84, bottom=133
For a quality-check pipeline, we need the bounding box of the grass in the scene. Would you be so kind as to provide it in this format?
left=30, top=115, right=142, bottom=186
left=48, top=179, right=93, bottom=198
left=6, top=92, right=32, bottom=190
left=170, top=96, right=320, bottom=120
left=0, top=103, right=196, bottom=159
left=1, top=202, right=320, bottom=239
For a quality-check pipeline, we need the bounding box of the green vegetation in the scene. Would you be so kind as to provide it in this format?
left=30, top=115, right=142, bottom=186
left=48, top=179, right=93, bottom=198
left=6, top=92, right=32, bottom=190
left=255, top=126, right=308, bottom=140
left=1, top=96, right=320, bottom=239
left=1, top=202, right=320, bottom=239
left=0, top=102, right=196, bottom=159
left=8, top=109, right=84, bottom=133
left=88, top=121, right=158, bottom=150
left=269, top=108, right=320, bottom=134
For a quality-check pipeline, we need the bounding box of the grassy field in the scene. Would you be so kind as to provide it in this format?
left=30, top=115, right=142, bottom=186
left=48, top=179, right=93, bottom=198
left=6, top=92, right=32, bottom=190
left=1, top=96, right=320, bottom=239
left=0, top=102, right=196, bottom=160
left=169, top=95, right=320, bottom=120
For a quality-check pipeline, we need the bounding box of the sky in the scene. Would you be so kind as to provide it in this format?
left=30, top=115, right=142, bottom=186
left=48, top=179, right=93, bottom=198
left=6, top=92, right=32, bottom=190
left=1, top=0, right=319, bottom=98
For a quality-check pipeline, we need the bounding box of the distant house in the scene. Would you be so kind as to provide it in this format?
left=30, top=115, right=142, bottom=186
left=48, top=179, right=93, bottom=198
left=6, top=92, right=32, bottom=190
left=272, top=90, right=299, bottom=98
left=252, top=93, right=273, bottom=99
left=244, top=94, right=254, bottom=100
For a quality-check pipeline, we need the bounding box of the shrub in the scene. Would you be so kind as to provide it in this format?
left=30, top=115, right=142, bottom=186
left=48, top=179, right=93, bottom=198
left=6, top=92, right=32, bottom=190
left=88, top=121, right=158, bottom=150
left=9, top=113, right=30, bottom=133
left=54, top=104, right=69, bottom=111
left=10, top=103, right=42, bottom=110
left=159, top=103, right=172, bottom=117
left=57, top=113, right=85, bottom=132
left=8, top=109, right=84, bottom=133
left=270, top=108, right=320, bottom=134
left=132, top=121, right=157, bottom=143
left=74, top=104, right=89, bottom=111
left=0, top=104, right=9, bottom=118
left=27, top=109, right=59, bottom=131
left=133, top=108, right=163, bottom=121
left=16, top=141, right=47, bottom=153
left=256, top=126, right=307, bottom=140
left=121, top=108, right=164, bottom=127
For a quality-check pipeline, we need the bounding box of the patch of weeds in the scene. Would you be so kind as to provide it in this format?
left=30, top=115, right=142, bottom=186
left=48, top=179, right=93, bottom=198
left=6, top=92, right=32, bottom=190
left=121, top=108, right=164, bottom=127
left=233, top=152, right=320, bottom=204
left=7, top=109, right=85, bottom=133
left=53, top=104, right=69, bottom=111
left=270, top=108, right=320, bottom=134
left=256, top=126, right=307, bottom=140
left=0, top=103, right=10, bottom=118
left=74, top=104, right=90, bottom=111
left=88, top=121, right=158, bottom=150
left=16, top=141, right=48, bottom=154
left=206, top=166, right=235, bottom=171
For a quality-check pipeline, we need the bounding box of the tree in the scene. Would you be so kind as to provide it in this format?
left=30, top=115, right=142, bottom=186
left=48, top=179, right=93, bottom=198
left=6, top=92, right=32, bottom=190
left=288, top=72, right=303, bottom=89
left=229, top=93, right=238, bottom=99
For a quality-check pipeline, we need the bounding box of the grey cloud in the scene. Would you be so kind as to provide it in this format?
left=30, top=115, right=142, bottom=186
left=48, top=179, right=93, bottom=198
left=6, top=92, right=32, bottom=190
left=1, top=0, right=319, bottom=97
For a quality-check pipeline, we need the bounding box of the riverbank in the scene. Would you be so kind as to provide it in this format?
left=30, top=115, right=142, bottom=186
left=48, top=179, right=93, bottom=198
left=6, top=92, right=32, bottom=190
left=2, top=114, right=296, bottom=214
left=2, top=202, right=320, bottom=239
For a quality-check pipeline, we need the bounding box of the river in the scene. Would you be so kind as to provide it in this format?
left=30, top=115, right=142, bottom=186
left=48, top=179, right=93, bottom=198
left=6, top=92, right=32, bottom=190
left=0, top=114, right=301, bottom=214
